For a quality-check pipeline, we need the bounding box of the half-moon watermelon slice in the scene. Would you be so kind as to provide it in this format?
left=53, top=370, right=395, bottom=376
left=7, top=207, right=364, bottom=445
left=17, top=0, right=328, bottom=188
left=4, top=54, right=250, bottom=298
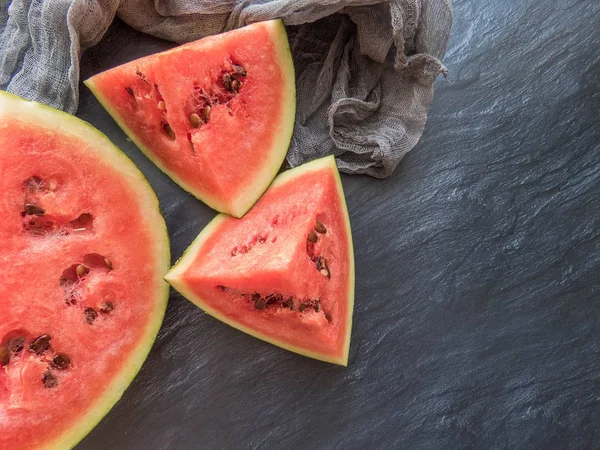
left=165, top=156, right=354, bottom=365
left=0, top=91, right=170, bottom=449
left=85, top=19, right=296, bottom=218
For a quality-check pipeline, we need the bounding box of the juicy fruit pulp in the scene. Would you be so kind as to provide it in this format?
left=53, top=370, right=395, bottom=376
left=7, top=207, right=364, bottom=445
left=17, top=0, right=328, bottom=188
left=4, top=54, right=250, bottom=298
left=0, top=91, right=170, bottom=449
left=85, top=19, right=296, bottom=218
left=165, top=156, right=354, bottom=365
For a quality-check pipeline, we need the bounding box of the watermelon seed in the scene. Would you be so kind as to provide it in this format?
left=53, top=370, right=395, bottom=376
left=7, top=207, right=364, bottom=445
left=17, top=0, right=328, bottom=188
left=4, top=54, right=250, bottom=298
left=230, top=79, right=241, bottom=93
left=84, top=307, right=98, bottom=325
left=50, top=354, right=71, bottom=370
left=29, top=335, right=51, bottom=355
left=24, top=203, right=45, bottom=216
left=158, top=100, right=165, bottom=111
left=76, top=264, right=89, bottom=278
left=325, top=312, right=332, bottom=323
left=265, top=295, right=279, bottom=306
left=162, top=123, right=176, bottom=140
left=9, top=337, right=25, bottom=354
left=316, top=256, right=331, bottom=279
left=125, top=87, right=134, bottom=97
left=299, top=302, right=311, bottom=313
left=0, top=346, right=9, bottom=367
left=314, top=221, right=326, bottom=234
left=190, top=113, right=201, bottom=128
left=314, top=299, right=321, bottom=312
left=42, top=371, right=58, bottom=389
left=222, top=73, right=233, bottom=91
left=202, top=105, right=211, bottom=122
left=99, top=301, right=115, bottom=314
left=254, top=297, right=266, bottom=310
left=104, top=258, right=113, bottom=270
left=216, top=285, right=226, bottom=291
left=307, top=231, right=318, bottom=243
left=232, top=64, right=247, bottom=77
left=282, top=298, right=295, bottom=310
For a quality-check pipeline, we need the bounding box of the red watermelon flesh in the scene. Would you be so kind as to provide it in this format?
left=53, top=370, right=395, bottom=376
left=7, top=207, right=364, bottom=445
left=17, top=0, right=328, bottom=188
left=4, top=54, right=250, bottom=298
left=165, top=156, right=354, bottom=365
left=85, top=19, right=296, bottom=218
left=0, top=91, right=170, bottom=449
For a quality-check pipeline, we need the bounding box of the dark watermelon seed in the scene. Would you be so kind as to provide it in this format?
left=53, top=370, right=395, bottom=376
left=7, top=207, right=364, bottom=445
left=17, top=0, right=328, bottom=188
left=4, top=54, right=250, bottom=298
left=223, top=73, right=233, bottom=91
left=325, top=312, right=332, bottom=323
left=316, top=256, right=331, bottom=279
left=42, top=371, right=58, bottom=388
left=314, top=221, right=326, bottom=234
left=125, top=87, right=134, bottom=96
left=9, top=337, right=25, bottom=354
left=307, top=231, right=318, bottom=243
left=29, top=335, right=52, bottom=355
left=104, top=258, right=113, bottom=270
left=24, top=203, right=45, bottom=216
left=51, top=353, right=71, bottom=370
left=216, top=285, right=226, bottom=292
left=282, top=298, right=294, bottom=310
left=85, top=307, right=98, bottom=325
left=190, top=113, right=201, bottom=128
left=0, top=346, right=9, bottom=367
left=76, top=264, right=89, bottom=277
left=230, top=79, right=241, bottom=93
left=162, top=123, right=176, bottom=140
left=299, top=302, right=311, bottom=313
left=99, top=302, right=114, bottom=314
left=266, top=294, right=280, bottom=306
left=232, top=64, right=247, bottom=77
left=254, top=297, right=266, bottom=310
left=314, top=299, right=321, bottom=312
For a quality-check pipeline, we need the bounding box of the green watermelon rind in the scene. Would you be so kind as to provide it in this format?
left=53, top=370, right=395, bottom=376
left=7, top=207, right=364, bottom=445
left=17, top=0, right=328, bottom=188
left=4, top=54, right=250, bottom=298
left=84, top=19, right=296, bottom=219
left=0, top=90, right=171, bottom=450
left=165, top=155, right=355, bottom=366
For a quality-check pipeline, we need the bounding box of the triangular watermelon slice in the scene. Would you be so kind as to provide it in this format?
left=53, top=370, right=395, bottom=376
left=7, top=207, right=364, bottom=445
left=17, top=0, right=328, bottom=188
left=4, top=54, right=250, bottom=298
left=165, top=156, right=354, bottom=365
left=85, top=20, right=295, bottom=218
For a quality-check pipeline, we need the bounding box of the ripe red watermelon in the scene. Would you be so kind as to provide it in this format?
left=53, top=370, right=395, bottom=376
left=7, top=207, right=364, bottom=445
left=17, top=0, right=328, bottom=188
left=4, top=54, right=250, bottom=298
left=85, top=19, right=296, bottom=218
left=0, top=91, right=170, bottom=449
left=165, top=156, right=355, bottom=365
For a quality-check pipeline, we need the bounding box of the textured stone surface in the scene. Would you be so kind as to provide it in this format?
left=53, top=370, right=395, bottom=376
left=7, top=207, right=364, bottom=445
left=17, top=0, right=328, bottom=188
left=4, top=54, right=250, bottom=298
left=76, top=0, right=600, bottom=448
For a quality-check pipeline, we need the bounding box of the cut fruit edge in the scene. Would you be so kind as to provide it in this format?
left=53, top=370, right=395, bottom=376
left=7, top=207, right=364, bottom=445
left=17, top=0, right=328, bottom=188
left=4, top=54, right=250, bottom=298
left=0, top=90, right=171, bottom=450
left=165, top=155, right=355, bottom=366
left=84, top=19, right=296, bottom=218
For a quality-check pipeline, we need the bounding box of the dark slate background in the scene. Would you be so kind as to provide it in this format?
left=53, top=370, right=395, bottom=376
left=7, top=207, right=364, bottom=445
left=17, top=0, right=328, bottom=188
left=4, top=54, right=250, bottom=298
left=76, top=0, right=600, bottom=448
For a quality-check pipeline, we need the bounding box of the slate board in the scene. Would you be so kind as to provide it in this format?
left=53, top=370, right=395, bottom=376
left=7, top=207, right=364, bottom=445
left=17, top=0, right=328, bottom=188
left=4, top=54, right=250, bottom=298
left=76, top=0, right=600, bottom=448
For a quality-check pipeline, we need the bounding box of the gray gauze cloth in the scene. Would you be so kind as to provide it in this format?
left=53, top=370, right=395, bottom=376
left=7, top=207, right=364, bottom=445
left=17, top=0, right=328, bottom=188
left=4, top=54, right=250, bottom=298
left=0, top=0, right=452, bottom=178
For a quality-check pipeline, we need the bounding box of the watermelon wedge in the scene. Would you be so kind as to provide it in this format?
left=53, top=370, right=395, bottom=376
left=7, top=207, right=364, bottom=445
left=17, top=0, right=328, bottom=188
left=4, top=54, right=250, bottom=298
left=85, top=19, right=296, bottom=218
left=0, top=91, right=170, bottom=449
left=165, top=156, right=354, bottom=365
